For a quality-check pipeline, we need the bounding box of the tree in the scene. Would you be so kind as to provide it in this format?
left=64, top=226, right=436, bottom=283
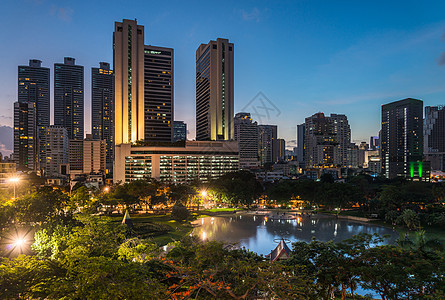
left=171, top=202, right=190, bottom=222
left=210, top=171, right=262, bottom=206
left=396, top=209, right=420, bottom=231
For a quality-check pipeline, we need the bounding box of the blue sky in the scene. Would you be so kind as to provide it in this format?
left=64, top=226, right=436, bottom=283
left=1, top=0, right=445, bottom=151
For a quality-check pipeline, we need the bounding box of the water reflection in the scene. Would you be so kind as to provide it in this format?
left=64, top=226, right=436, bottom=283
left=192, top=214, right=399, bottom=255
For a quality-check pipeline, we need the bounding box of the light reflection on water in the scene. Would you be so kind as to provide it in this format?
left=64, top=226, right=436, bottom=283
left=192, top=214, right=399, bottom=256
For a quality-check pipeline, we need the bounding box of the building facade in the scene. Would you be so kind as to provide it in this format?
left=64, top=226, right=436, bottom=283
left=234, top=112, right=259, bottom=169
left=54, top=57, right=84, bottom=140
left=114, top=19, right=145, bottom=144
left=173, top=121, right=187, bottom=142
left=13, top=102, right=36, bottom=171
left=92, top=62, right=114, bottom=174
left=114, top=141, right=239, bottom=184
left=18, top=59, right=50, bottom=168
left=42, top=126, right=69, bottom=177
left=69, top=134, right=106, bottom=178
left=296, top=123, right=305, bottom=164
left=196, top=38, right=234, bottom=141
left=424, top=105, right=445, bottom=171
left=304, top=112, right=351, bottom=168
left=144, top=45, right=174, bottom=142
left=381, top=98, right=426, bottom=180
left=258, top=125, right=277, bottom=166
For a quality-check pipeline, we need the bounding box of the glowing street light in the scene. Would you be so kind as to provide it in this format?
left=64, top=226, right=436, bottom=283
left=9, top=177, right=20, bottom=199
left=104, top=186, right=110, bottom=193
left=12, top=238, right=25, bottom=248
left=201, top=190, right=207, bottom=197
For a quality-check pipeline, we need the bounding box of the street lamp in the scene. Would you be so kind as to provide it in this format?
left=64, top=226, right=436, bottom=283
left=201, top=190, right=207, bottom=197
left=9, top=177, right=20, bottom=199
left=104, top=186, right=110, bottom=193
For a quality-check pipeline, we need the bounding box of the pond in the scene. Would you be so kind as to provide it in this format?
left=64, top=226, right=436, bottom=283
left=191, top=213, right=399, bottom=256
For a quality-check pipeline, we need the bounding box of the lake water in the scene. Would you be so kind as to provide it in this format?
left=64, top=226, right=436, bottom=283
left=191, top=213, right=399, bottom=255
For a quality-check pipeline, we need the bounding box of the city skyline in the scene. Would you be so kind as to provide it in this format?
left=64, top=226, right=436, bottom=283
left=1, top=1, right=445, bottom=155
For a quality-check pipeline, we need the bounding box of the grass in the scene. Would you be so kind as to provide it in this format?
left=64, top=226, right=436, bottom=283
left=108, top=214, right=196, bottom=246
left=201, top=208, right=242, bottom=213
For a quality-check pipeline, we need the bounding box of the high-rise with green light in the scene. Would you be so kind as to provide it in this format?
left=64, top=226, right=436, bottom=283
left=381, top=98, right=428, bottom=181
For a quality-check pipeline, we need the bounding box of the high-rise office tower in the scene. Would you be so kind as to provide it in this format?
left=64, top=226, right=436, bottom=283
left=274, top=138, right=286, bottom=163
left=196, top=38, right=234, bottom=141
left=305, top=113, right=337, bottom=168
left=296, top=123, right=305, bottom=164
left=18, top=59, right=50, bottom=169
left=381, top=98, right=426, bottom=180
left=234, top=112, right=259, bottom=169
left=114, top=19, right=145, bottom=144
left=173, top=121, right=187, bottom=142
left=144, top=45, right=174, bottom=142
left=54, top=57, right=84, bottom=140
left=424, top=105, right=445, bottom=171
left=330, top=114, right=351, bottom=167
left=258, top=125, right=277, bottom=166
left=92, top=62, right=114, bottom=173
left=13, top=102, right=36, bottom=171
left=42, top=126, right=69, bottom=177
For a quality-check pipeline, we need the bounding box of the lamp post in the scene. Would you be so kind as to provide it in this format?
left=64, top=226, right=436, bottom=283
left=9, top=177, right=19, bottom=199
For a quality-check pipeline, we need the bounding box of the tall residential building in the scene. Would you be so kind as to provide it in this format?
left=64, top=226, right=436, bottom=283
left=69, top=134, right=106, bottom=178
left=234, top=112, right=259, bottom=169
left=173, top=121, right=187, bottom=142
left=18, top=59, right=50, bottom=168
left=296, top=123, right=305, bottom=164
left=330, top=114, right=351, bottom=167
left=424, top=105, right=445, bottom=171
left=196, top=38, right=234, bottom=141
left=258, top=125, right=277, bottom=166
left=144, top=45, right=174, bottom=142
left=304, top=112, right=350, bottom=168
left=42, top=126, right=69, bottom=177
left=92, top=62, right=114, bottom=173
left=114, top=19, right=145, bottom=144
left=381, top=98, right=426, bottom=180
left=54, top=57, right=84, bottom=140
left=13, top=102, right=36, bottom=171
left=274, top=138, right=286, bottom=163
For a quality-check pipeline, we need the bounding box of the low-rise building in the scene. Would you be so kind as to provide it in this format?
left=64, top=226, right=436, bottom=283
left=114, top=141, right=239, bottom=184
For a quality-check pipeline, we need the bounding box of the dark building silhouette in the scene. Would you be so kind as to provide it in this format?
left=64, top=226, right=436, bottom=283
left=173, top=121, right=187, bottom=142
left=144, top=45, right=174, bottom=142
left=424, top=105, right=445, bottom=171
left=258, top=125, right=277, bottom=166
left=54, top=57, right=84, bottom=140
left=92, top=62, right=114, bottom=173
left=381, top=98, right=428, bottom=180
left=18, top=59, right=50, bottom=170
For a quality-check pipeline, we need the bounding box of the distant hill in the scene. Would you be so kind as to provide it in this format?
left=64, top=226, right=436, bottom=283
left=0, top=126, right=13, bottom=157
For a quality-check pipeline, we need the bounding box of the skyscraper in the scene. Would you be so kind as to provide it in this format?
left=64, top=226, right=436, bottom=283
left=381, top=98, right=426, bottom=180
left=296, top=123, right=305, bottom=164
left=13, top=102, right=36, bottom=171
left=173, top=121, right=187, bottom=142
left=304, top=112, right=350, bottom=168
left=92, top=62, right=114, bottom=173
left=424, top=105, right=445, bottom=171
left=114, top=19, right=145, bottom=144
left=144, top=45, right=174, bottom=142
left=69, top=134, right=106, bottom=178
left=234, top=112, right=259, bottom=169
left=274, top=138, right=286, bottom=163
left=42, top=126, right=69, bottom=177
left=18, top=59, right=50, bottom=169
left=196, top=38, right=234, bottom=141
left=54, top=57, right=84, bottom=140
left=258, top=125, right=277, bottom=166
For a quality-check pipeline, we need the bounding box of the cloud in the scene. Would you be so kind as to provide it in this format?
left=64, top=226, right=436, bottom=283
left=240, top=7, right=261, bottom=22
left=0, top=126, right=13, bottom=157
left=50, top=5, right=73, bottom=22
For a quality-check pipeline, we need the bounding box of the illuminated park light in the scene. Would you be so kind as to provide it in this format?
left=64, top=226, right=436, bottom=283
left=201, top=190, right=207, bottom=197
left=12, top=238, right=25, bottom=247
left=9, top=177, right=20, bottom=183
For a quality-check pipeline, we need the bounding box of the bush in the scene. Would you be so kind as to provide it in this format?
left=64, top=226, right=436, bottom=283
left=171, top=203, right=190, bottom=222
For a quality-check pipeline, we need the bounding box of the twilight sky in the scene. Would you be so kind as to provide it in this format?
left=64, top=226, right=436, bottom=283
left=1, top=0, right=445, bottom=152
